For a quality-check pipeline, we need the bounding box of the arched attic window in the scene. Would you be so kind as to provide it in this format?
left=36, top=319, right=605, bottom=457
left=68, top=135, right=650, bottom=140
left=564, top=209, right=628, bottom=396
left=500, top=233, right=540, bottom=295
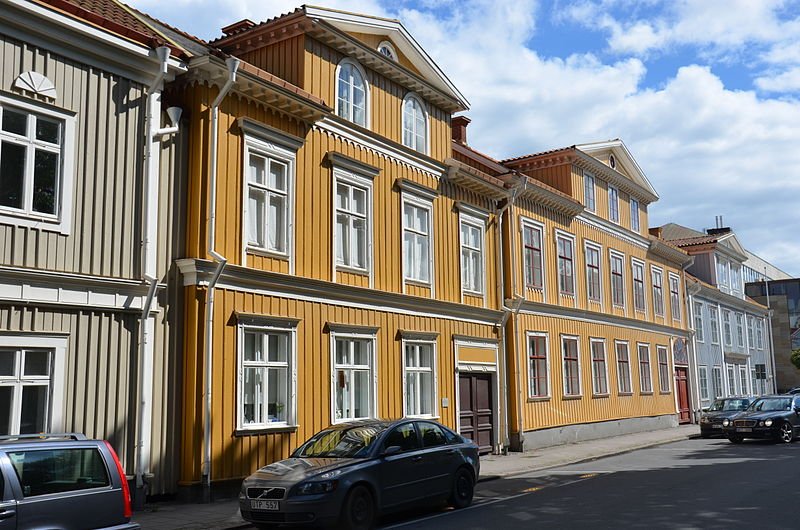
left=336, top=59, right=368, bottom=128
left=377, top=40, right=397, bottom=61
left=402, top=93, right=428, bottom=154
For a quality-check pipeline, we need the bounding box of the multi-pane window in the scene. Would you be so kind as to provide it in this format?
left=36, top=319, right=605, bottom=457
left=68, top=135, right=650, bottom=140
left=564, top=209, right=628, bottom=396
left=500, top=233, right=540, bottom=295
left=726, top=364, right=736, bottom=395
left=336, top=179, right=369, bottom=270
left=716, top=257, right=729, bottom=289
left=730, top=265, right=741, bottom=293
left=0, top=349, right=52, bottom=435
left=584, top=172, right=595, bottom=211
left=630, top=197, right=640, bottom=232
left=402, top=94, right=427, bottom=153
left=747, top=316, right=756, bottom=349
left=669, top=275, right=681, bottom=320
left=756, top=319, right=764, bottom=349
left=608, top=185, right=619, bottom=223
left=591, top=339, right=608, bottom=395
left=246, top=150, right=289, bottom=253
left=657, top=346, right=670, bottom=393
left=610, top=253, right=624, bottom=307
left=710, top=307, right=720, bottom=344
left=616, top=342, right=632, bottom=394
left=336, top=61, right=367, bottom=126
left=460, top=216, right=484, bottom=294
left=404, top=342, right=435, bottom=417
left=562, top=336, right=580, bottom=396
left=736, top=313, right=744, bottom=347
left=528, top=333, right=549, bottom=398
left=334, top=336, right=374, bottom=421
left=240, top=330, right=291, bottom=428
left=523, top=223, right=543, bottom=289
left=751, top=368, right=758, bottom=396
left=585, top=244, right=601, bottom=302
left=403, top=199, right=431, bottom=283
left=739, top=365, right=749, bottom=395
left=632, top=260, right=646, bottom=312
left=694, top=302, right=704, bottom=342
left=557, top=234, right=575, bottom=295
left=699, top=366, right=709, bottom=401
left=652, top=268, right=664, bottom=316
left=0, top=104, right=63, bottom=218
left=638, top=344, right=652, bottom=393
left=722, top=310, right=732, bottom=346
left=712, top=367, right=723, bottom=399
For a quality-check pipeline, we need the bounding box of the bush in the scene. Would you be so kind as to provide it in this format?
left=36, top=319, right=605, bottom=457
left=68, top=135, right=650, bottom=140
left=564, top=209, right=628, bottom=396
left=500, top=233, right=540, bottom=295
left=792, top=349, right=800, bottom=370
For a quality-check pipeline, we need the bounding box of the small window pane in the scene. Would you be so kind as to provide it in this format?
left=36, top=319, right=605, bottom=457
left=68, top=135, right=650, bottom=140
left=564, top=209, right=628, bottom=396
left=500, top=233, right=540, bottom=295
left=0, top=142, right=26, bottom=209
left=2, top=109, right=27, bottom=135
left=353, top=340, right=370, bottom=366
left=352, top=188, right=366, bottom=214
left=244, top=333, right=262, bottom=362
left=267, top=194, right=285, bottom=252
left=19, top=385, right=48, bottom=434
left=269, top=160, right=286, bottom=191
left=335, top=340, right=348, bottom=365
left=0, top=387, right=12, bottom=435
left=36, top=119, right=60, bottom=145
left=242, top=366, right=263, bottom=424
left=267, top=366, right=288, bottom=422
left=248, top=189, right=265, bottom=247
left=353, top=218, right=367, bottom=268
left=33, top=150, right=59, bottom=215
left=23, top=351, right=49, bottom=376
left=267, top=334, right=288, bottom=363
left=336, top=185, right=349, bottom=210
left=0, top=350, right=15, bottom=376
left=249, top=154, right=265, bottom=185
left=353, top=370, right=370, bottom=418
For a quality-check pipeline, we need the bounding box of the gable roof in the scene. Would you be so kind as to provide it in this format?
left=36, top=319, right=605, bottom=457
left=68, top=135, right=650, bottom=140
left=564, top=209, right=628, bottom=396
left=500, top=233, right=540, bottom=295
left=575, top=139, right=659, bottom=201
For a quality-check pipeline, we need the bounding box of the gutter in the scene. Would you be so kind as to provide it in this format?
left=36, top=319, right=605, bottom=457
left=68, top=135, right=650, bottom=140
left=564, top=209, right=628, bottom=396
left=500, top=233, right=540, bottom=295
left=202, top=56, right=240, bottom=500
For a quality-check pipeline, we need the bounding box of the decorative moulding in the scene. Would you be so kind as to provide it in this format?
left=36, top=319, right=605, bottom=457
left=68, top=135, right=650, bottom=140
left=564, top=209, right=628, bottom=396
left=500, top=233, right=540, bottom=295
left=13, top=71, right=57, bottom=100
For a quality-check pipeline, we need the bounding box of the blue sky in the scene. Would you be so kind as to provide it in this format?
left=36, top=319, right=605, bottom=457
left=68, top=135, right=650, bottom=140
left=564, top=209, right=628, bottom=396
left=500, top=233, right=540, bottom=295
left=128, top=0, right=800, bottom=276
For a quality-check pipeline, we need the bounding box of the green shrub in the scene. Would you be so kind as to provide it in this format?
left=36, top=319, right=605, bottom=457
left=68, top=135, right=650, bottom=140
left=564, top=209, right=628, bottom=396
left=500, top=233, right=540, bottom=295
left=792, top=349, right=800, bottom=370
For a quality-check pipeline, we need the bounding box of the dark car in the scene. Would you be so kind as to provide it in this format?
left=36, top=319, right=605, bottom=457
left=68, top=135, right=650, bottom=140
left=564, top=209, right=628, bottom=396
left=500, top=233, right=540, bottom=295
left=239, top=419, right=480, bottom=529
left=0, top=433, right=138, bottom=530
left=722, top=395, right=800, bottom=444
left=699, top=397, right=754, bottom=438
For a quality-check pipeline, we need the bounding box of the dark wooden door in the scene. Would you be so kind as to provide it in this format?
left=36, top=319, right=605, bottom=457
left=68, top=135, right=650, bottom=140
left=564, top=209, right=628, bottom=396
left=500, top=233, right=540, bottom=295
left=675, top=367, right=691, bottom=423
left=458, top=373, right=494, bottom=454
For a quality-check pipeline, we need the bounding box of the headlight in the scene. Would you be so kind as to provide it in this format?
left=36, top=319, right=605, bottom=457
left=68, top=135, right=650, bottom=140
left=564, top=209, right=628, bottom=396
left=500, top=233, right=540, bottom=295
left=765, top=419, right=773, bottom=427
left=723, top=419, right=730, bottom=427
left=295, top=480, right=338, bottom=496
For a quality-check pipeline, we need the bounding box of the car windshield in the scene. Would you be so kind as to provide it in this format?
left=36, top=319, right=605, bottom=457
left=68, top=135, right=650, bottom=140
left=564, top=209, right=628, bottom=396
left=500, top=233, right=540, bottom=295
left=749, top=398, right=793, bottom=412
left=708, top=399, right=750, bottom=411
left=294, top=424, right=388, bottom=458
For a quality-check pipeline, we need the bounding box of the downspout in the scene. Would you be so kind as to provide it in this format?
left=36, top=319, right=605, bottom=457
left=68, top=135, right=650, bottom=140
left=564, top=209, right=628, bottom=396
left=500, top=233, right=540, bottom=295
left=494, top=186, right=515, bottom=452
left=764, top=274, right=777, bottom=393
left=202, top=56, right=239, bottom=500
left=508, top=176, right=527, bottom=450
left=685, top=275, right=702, bottom=422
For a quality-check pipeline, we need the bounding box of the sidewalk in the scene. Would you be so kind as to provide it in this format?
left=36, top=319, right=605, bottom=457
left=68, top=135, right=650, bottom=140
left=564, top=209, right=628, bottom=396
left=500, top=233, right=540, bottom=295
left=133, top=424, right=699, bottom=530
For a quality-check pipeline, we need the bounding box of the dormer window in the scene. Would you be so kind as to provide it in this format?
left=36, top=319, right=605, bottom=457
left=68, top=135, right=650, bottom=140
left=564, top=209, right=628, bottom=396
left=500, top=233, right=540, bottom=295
left=336, top=59, right=368, bottom=127
left=609, top=154, right=616, bottom=169
left=377, top=41, right=397, bottom=61
left=402, top=93, right=427, bottom=154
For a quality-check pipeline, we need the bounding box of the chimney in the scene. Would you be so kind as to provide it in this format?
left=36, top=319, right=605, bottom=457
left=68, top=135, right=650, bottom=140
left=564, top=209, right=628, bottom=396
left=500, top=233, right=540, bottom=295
left=649, top=227, right=663, bottom=239
left=221, top=19, right=256, bottom=37
left=452, top=115, right=471, bottom=145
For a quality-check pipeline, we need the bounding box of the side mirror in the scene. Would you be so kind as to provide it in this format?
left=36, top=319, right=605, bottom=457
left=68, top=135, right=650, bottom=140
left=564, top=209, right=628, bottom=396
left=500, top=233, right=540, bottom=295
left=382, top=445, right=402, bottom=457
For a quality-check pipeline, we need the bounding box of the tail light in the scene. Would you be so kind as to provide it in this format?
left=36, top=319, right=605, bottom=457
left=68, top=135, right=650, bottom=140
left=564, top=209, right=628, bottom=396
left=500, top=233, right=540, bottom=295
left=105, top=440, right=133, bottom=519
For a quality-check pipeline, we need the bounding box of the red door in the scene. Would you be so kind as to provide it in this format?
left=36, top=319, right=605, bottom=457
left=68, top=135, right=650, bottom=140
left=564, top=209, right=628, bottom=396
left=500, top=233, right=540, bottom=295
left=675, top=367, right=691, bottom=423
left=458, top=373, right=494, bottom=454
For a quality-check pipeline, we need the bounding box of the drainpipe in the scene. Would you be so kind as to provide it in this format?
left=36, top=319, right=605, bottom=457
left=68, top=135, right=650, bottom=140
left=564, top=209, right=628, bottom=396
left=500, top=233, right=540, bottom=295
left=764, top=274, right=777, bottom=393
left=202, top=57, right=239, bottom=501
left=507, top=176, right=527, bottom=450
left=494, top=186, right=516, bottom=452
left=685, top=276, right=702, bottom=422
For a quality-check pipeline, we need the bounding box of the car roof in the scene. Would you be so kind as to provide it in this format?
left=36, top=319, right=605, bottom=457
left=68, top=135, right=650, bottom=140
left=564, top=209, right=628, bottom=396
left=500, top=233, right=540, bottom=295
left=0, top=433, right=88, bottom=444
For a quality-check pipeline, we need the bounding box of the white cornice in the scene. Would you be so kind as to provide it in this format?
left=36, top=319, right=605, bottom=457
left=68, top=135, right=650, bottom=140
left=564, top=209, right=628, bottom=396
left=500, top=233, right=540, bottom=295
left=576, top=212, right=651, bottom=250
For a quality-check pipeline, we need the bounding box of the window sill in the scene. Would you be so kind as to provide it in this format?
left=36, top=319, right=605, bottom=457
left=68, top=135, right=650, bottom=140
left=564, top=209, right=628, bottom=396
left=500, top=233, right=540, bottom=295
left=463, top=290, right=484, bottom=297
left=0, top=210, right=69, bottom=236
left=559, top=292, right=576, bottom=298
left=562, top=394, right=583, bottom=400
left=337, top=265, right=370, bottom=276
left=405, top=278, right=432, bottom=288
left=525, top=285, right=544, bottom=292
left=527, top=396, right=551, bottom=402
left=659, top=391, right=671, bottom=395
left=247, top=246, right=290, bottom=261
left=640, top=391, right=654, bottom=396
left=592, top=393, right=610, bottom=399
left=618, top=392, right=633, bottom=397
left=235, top=424, right=298, bottom=436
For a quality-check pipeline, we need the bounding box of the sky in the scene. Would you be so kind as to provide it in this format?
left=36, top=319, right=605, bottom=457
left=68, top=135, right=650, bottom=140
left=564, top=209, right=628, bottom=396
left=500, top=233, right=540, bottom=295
left=127, top=0, right=800, bottom=276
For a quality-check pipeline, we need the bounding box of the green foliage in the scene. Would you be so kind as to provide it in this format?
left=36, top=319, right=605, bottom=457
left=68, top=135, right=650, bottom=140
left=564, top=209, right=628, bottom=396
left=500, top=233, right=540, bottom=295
left=791, top=349, right=800, bottom=370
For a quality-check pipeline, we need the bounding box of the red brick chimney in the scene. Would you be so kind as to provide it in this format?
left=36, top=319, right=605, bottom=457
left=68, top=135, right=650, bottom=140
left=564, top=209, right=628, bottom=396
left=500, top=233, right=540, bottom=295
left=452, top=115, right=471, bottom=145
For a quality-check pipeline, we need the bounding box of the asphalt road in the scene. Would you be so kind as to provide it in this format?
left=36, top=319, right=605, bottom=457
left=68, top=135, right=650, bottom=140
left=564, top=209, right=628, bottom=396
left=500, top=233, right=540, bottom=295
left=380, top=437, right=800, bottom=529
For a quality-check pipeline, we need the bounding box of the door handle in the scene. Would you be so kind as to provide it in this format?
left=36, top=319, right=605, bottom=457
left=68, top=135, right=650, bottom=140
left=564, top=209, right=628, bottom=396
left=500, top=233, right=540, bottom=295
left=0, top=509, right=16, bottom=520
left=446, top=449, right=457, bottom=454
left=411, top=455, right=423, bottom=462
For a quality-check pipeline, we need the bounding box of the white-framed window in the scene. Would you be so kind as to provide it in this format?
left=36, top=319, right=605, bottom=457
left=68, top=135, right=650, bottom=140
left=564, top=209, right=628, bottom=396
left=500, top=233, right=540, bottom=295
left=747, top=315, right=756, bottom=349
left=403, top=341, right=437, bottom=417
left=610, top=251, right=625, bottom=307
left=739, top=365, right=749, bottom=395
left=615, top=341, right=632, bottom=394
left=584, top=172, right=595, bottom=211
left=757, top=318, right=765, bottom=349
left=0, top=95, right=76, bottom=235
left=402, top=93, right=428, bottom=154
left=638, top=343, right=652, bottom=393
left=377, top=40, right=397, bottom=60
left=335, top=171, right=372, bottom=272
left=730, top=265, right=741, bottom=293
left=335, top=59, right=368, bottom=127
left=238, top=324, right=297, bottom=430
left=585, top=242, right=601, bottom=302
left=630, top=197, right=640, bottom=232
left=723, top=310, right=732, bottom=346
left=726, top=364, right=736, bottom=395
left=632, top=259, right=646, bottom=313
left=652, top=267, right=664, bottom=316
left=751, top=368, right=758, bottom=396
left=657, top=346, right=670, bottom=393
left=694, top=301, right=704, bottom=342
left=561, top=335, right=581, bottom=397
left=710, top=306, right=720, bottom=344
left=698, top=366, right=709, bottom=401
left=460, top=213, right=485, bottom=295
left=402, top=194, right=432, bottom=284
left=669, top=273, right=681, bottom=321
left=556, top=231, right=575, bottom=296
left=716, top=256, right=729, bottom=290
left=590, top=338, right=609, bottom=396
left=712, top=366, right=723, bottom=398
left=527, top=332, right=549, bottom=399
left=522, top=220, right=544, bottom=289
left=736, top=313, right=745, bottom=347
left=608, top=184, right=619, bottom=223
left=332, top=333, right=377, bottom=422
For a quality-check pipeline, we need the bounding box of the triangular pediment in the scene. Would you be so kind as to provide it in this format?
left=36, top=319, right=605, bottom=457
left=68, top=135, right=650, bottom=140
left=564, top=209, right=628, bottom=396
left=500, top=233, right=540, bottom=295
left=576, top=140, right=658, bottom=201
left=716, top=233, right=748, bottom=262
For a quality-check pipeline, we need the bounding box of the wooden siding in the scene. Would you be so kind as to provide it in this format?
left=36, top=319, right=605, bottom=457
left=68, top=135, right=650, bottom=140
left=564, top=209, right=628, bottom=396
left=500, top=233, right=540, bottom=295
left=519, top=164, right=573, bottom=197
left=179, top=285, right=498, bottom=484
left=236, top=35, right=305, bottom=89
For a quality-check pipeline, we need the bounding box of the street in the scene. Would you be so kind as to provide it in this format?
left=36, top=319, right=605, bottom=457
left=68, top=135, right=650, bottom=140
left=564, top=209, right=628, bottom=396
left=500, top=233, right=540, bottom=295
left=381, top=438, right=798, bottom=529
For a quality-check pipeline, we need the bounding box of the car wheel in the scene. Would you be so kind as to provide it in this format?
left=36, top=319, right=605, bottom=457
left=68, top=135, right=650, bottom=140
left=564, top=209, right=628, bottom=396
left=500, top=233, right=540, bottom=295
left=340, top=485, right=375, bottom=530
left=779, top=422, right=794, bottom=444
left=728, top=435, right=743, bottom=444
left=449, top=467, right=475, bottom=509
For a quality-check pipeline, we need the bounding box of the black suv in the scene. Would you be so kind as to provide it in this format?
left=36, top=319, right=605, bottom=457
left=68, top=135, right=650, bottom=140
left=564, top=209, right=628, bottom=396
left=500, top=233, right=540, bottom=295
left=0, top=433, right=138, bottom=529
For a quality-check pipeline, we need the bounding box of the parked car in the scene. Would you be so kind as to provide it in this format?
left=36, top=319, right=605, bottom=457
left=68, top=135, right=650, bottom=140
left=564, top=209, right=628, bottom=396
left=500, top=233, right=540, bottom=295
left=722, top=395, right=800, bottom=443
left=0, top=433, right=138, bottom=529
left=699, top=397, right=754, bottom=438
left=239, top=419, right=480, bottom=529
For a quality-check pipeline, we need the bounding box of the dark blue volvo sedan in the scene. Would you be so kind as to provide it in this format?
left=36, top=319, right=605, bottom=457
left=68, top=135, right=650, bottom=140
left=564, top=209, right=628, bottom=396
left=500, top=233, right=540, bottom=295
left=239, top=418, right=480, bottom=529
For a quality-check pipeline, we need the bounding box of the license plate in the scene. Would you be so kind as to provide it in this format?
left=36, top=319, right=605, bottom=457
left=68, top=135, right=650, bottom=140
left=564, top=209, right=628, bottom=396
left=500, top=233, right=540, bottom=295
left=250, top=500, right=279, bottom=511
left=736, top=427, right=752, bottom=432
left=713, top=425, right=722, bottom=429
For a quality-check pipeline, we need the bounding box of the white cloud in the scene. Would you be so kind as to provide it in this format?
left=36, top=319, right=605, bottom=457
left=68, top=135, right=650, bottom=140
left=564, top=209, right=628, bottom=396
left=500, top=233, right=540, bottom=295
left=756, top=67, right=800, bottom=92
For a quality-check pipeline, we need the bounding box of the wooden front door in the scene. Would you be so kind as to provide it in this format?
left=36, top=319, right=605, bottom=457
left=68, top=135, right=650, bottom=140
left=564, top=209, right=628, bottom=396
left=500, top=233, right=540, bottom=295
left=675, top=367, right=691, bottom=423
left=458, top=373, right=494, bottom=454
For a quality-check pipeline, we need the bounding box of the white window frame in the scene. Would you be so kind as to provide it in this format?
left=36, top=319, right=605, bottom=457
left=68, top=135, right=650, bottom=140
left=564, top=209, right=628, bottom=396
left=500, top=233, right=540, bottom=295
left=459, top=211, right=486, bottom=297
left=583, top=171, right=595, bottom=212
left=656, top=345, right=670, bottom=393
left=584, top=241, right=602, bottom=303
left=402, top=339, right=438, bottom=418
left=757, top=318, right=765, bottom=350
left=637, top=343, right=652, bottom=394
left=333, top=168, right=373, bottom=278
left=377, top=40, right=398, bottom=61
left=615, top=341, right=633, bottom=395
left=335, top=58, right=370, bottom=128
left=610, top=250, right=626, bottom=308
left=712, top=366, right=723, bottom=398
left=236, top=323, right=298, bottom=431
left=608, top=184, right=620, bottom=223
left=651, top=266, right=664, bottom=317
left=630, top=197, right=640, bottom=232
left=401, top=192, right=433, bottom=287
left=723, top=310, right=733, bottom=347
left=669, top=273, right=681, bottom=321
left=736, top=313, right=745, bottom=347
left=401, top=92, right=429, bottom=154
left=527, top=332, right=550, bottom=399
left=698, top=365, right=709, bottom=401
left=726, top=364, right=736, bottom=395
left=730, top=264, right=741, bottom=294
left=561, top=335, right=582, bottom=397
left=747, top=315, right=756, bottom=349
left=716, top=256, right=729, bottom=291
left=521, top=218, right=545, bottom=290
left=590, top=338, right=609, bottom=396
left=330, top=331, right=378, bottom=424
left=555, top=230, right=576, bottom=297
left=631, top=258, right=647, bottom=314
left=694, top=301, right=704, bottom=343
left=739, top=365, right=749, bottom=396
left=0, top=94, right=76, bottom=235
left=710, top=306, right=720, bottom=344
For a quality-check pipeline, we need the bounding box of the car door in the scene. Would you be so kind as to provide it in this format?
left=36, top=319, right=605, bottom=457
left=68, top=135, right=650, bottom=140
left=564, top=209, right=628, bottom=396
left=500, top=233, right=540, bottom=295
left=377, top=423, right=427, bottom=509
left=415, top=421, right=462, bottom=499
left=792, top=397, right=800, bottom=433
left=0, top=455, right=17, bottom=530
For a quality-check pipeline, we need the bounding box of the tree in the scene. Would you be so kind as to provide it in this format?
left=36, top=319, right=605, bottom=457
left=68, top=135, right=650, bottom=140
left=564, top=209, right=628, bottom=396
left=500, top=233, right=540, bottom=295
left=791, top=349, right=800, bottom=370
